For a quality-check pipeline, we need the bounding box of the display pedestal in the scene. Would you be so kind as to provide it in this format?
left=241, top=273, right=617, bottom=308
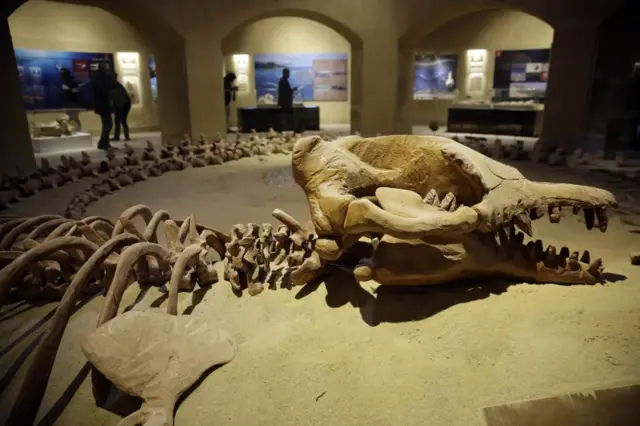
left=447, top=104, right=544, bottom=137
left=32, top=132, right=93, bottom=154
left=237, top=106, right=320, bottom=133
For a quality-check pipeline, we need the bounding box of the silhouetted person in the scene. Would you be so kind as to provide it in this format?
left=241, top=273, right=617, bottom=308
left=111, top=73, right=132, bottom=141
left=59, top=67, right=82, bottom=131
left=223, top=72, right=238, bottom=132
left=277, top=68, right=296, bottom=109
left=91, top=63, right=114, bottom=150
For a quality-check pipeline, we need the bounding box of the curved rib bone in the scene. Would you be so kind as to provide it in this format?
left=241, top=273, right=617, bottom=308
left=6, top=233, right=142, bottom=426
left=0, top=237, right=98, bottom=307
left=93, top=242, right=171, bottom=405
left=27, top=218, right=71, bottom=240
left=0, top=214, right=63, bottom=249
left=111, top=204, right=154, bottom=237
left=167, top=244, right=203, bottom=315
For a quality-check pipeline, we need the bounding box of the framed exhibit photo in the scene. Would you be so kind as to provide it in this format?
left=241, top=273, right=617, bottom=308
left=233, top=54, right=250, bottom=75
left=467, top=49, right=487, bottom=73
left=148, top=55, right=158, bottom=103
left=121, top=76, right=142, bottom=106
left=413, top=53, right=458, bottom=100
left=236, top=75, right=249, bottom=93
left=117, top=52, right=139, bottom=75
left=253, top=52, right=348, bottom=104
left=14, top=48, right=115, bottom=111
left=493, top=49, right=550, bottom=101
left=467, top=73, right=485, bottom=94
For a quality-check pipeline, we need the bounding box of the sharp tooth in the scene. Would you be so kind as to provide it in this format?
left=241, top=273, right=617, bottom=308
left=545, top=245, right=557, bottom=264
left=498, top=227, right=508, bottom=246
left=513, top=213, right=533, bottom=236
left=573, top=206, right=581, bottom=215
left=529, top=208, right=544, bottom=220
left=588, top=258, right=603, bottom=276
left=515, top=232, right=524, bottom=244
left=584, top=209, right=595, bottom=230
left=580, top=250, right=591, bottom=264
left=526, top=241, right=537, bottom=259
left=596, top=207, right=608, bottom=232
left=549, top=207, right=561, bottom=223
left=560, top=247, right=570, bottom=258
left=568, top=251, right=580, bottom=271
left=440, top=192, right=456, bottom=211
left=535, top=239, right=544, bottom=254
left=424, top=189, right=439, bottom=206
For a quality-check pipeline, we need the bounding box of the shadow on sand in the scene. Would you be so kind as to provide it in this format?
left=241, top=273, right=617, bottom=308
left=297, top=269, right=628, bottom=327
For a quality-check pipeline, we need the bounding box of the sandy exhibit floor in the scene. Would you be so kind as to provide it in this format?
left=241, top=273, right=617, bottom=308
left=1, top=154, right=639, bottom=426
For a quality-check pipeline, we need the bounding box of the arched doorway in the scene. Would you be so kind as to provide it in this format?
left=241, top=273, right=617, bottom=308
left=221, top=10, right=363, bottom=134
left=396, top=5, right=554, bottom=139
left=2, top=0, right=190, bottom=173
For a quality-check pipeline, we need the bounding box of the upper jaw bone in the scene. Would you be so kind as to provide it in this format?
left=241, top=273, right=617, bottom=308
left=474, top=180, right=617, bottom=233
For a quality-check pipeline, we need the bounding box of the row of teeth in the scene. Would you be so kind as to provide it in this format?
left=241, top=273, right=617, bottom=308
left=423, top=189, right=460, bottom=212
left=529, top=205, right=608, bottom=233
left=490, top=223, right=604, bottom=276
left=422, top=189, right=609, bottom=234
left=422, top=189, right=604, bottom=275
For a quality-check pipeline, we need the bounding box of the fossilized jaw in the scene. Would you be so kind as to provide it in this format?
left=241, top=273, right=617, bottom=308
left=354, top=194, right=608, bottom=286
left=292, top=134, right=620, bottom=285
left=472, top=179, right=618, bottom=235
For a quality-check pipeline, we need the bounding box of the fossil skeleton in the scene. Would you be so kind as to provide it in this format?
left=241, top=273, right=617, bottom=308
left=290, top=134, right=618, bottom=285
left=0, top=133, right=632, bottom=426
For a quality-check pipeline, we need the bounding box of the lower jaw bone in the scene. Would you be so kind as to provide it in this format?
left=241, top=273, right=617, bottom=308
left=350, top=233, right=604, bottom=287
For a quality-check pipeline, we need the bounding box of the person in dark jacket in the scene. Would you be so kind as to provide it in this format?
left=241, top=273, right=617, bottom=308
left=223, top=72, right=238, bottom=132
left=91, top=63, right=114, bottom=150
left=59, top=67, right=83, bottom=131
left=110, top=73, right=132, bottom=141
left=277, top=68, right=296, bottom=109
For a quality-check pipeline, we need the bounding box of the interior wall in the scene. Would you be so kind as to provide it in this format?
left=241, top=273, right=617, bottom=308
left=406, top=9, right=554, bottom=127
left=222, top=16, right=351, bottom=126
left=8, top=0, right=159, bottom=135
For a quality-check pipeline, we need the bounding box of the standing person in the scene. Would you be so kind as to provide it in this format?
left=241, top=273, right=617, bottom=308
left=223, top=72, right=238, bottom=132
left=91, top=63, right=114, bottom=150
left=111, top=74, right=132, bottom=141
left=58, top=67, right=82, bottom=131
left=277, top=68, right=296, bottom=109
left=277, top=68, right=297, bottom=131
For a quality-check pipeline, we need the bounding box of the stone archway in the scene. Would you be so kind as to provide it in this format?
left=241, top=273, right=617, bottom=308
left=396, top=5, right=554, bottom=134
left=221, top=9, right=364, bottom=133
left=4, top=0, right=191, bottom=151
left=395, top=1, right=537, bottom=134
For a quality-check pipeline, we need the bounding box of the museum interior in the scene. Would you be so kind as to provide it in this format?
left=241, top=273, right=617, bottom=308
left=0, top=0, right=639, bottom=425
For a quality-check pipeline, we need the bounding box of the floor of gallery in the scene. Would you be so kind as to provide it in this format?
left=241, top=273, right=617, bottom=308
left=1, top=149, right=639, bottom=426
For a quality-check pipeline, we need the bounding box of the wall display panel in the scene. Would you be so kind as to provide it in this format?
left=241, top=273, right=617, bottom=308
left=148, top=55, right=158, bottom=103
left=254, top=53, right=348, bottom=104
left=232, top=54, right=250, bottom=93
left=121, top=76, right=142, bottom=106
left=493, top=49, right=550, bottom=100
left=413, top=53, right=458, bottom=100
left=14, top=48, right=115, bottom=111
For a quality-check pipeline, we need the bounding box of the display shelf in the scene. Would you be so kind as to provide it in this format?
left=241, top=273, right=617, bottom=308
left=237, top=106, right=320, bottom=132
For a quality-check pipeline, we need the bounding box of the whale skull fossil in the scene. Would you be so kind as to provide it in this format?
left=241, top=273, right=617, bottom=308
left=291, top=135, right=618, bottom=285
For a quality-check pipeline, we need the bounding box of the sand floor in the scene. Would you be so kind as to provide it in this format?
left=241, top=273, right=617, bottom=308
left=1, top=154, right=640, bottom=426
